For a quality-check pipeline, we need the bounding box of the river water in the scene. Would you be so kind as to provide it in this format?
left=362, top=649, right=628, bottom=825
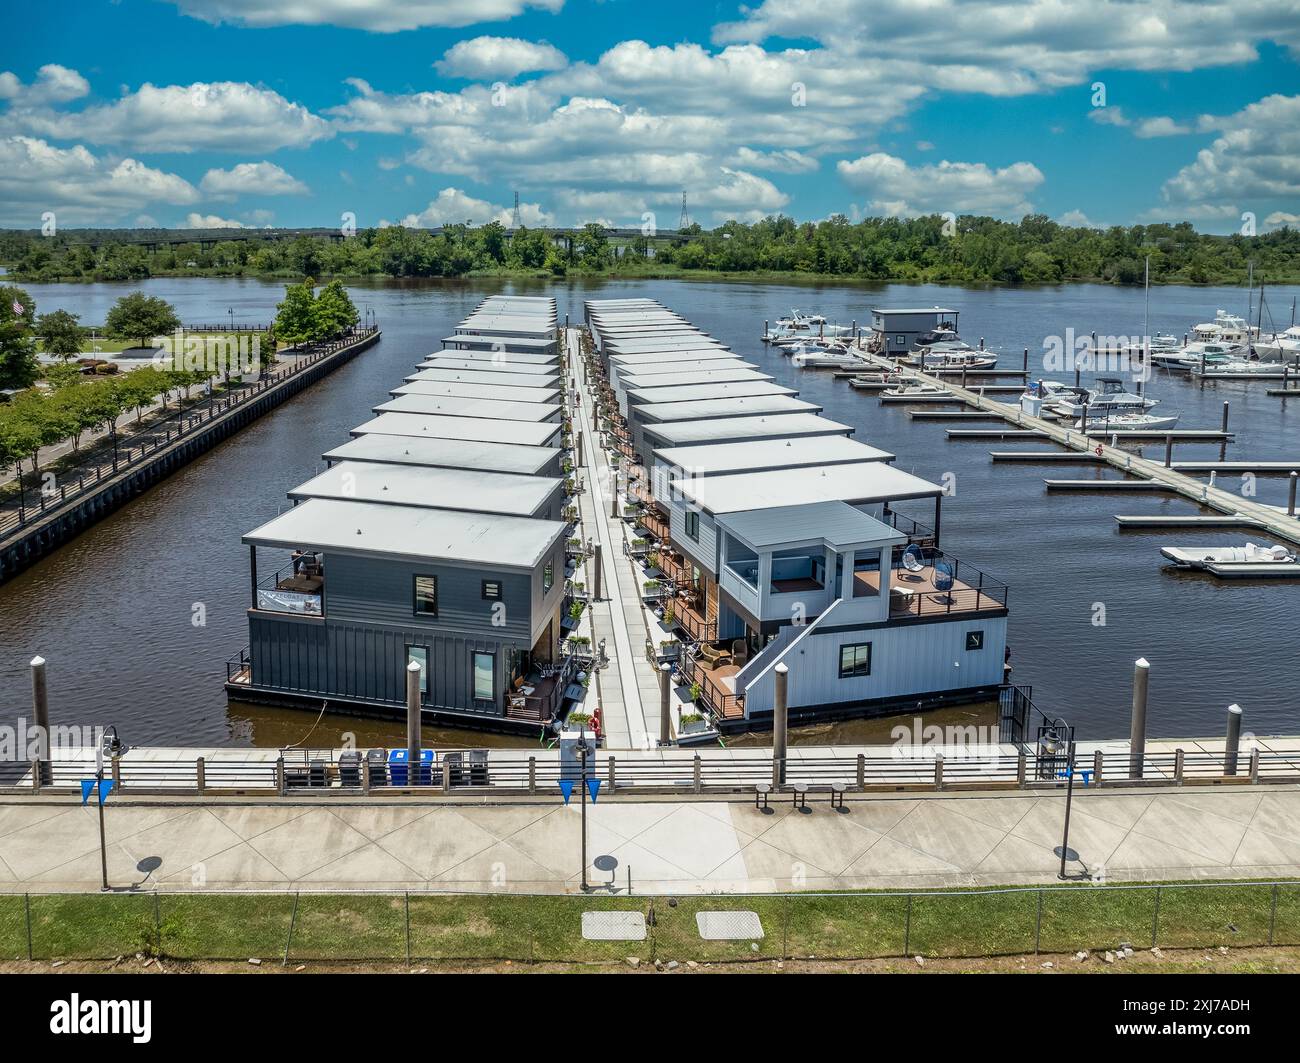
left=1, top=275, right=1297, bottom=748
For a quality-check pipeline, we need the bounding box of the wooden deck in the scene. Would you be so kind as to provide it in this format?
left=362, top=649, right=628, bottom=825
left=854, top=568, right=1005, bottom=617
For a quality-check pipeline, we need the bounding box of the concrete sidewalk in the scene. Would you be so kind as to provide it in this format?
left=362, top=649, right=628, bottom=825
left=3, top=785, right=1299, bottom=895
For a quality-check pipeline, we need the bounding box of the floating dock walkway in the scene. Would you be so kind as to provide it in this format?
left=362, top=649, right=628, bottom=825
left=849, top=348, right=1300, bottom=547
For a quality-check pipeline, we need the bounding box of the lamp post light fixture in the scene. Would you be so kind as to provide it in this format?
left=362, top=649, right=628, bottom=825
left=95, top=726, right=125, bottom=891
left=576, top=733, right=591, bottom=892
left=1039, top=717, right=1078, bottom=880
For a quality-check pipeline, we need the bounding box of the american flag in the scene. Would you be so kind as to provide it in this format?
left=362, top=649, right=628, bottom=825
left=11, top=300, right=23, bottom=315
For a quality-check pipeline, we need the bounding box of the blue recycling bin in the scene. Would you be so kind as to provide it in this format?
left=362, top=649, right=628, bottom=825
left=388, top=748, right=433, bottom=786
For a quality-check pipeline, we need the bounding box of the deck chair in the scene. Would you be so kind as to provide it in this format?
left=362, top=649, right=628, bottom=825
left=930, top=558, right=956, bottom=605
left=697, top=642, right=732, bottom=668
left=900, top=543, right=927, bottom=582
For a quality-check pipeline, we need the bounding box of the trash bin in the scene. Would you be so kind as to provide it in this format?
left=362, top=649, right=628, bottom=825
left=388, top=748, right=433, bottom=786
left=338, top=750, right=361, bottom=787
left=443, top=751, right=464, bottom=787
left=366, top=748, right=387, bottom=787
left=469, top=748, right=489, bottom=786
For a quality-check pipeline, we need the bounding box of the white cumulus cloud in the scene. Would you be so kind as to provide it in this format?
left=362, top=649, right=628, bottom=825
left=436, top=37, right=568, bottom=79
left=200, top=161, right=310, bottom=197
left=837, top=153, right=1044, bottom=218
left=168, top=0, right=564, bottom=33
left=0, top=136, right=198, bottom=226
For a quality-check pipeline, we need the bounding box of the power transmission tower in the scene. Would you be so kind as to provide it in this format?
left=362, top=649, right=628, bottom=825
left=511, top=191, right=522, bottom=229
left=678, top=191, right=690, bottom=230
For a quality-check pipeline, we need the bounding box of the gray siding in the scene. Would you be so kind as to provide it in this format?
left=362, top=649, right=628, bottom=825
left=324, top=554, right=533, bottom=640
left=248, top=613, right=523, bottom=714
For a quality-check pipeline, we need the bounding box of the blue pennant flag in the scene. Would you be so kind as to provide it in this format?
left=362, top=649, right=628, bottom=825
left=558, top=779, right=574, bottom=805
left=82, top=779, right=114, bottom=806
left=587, top=778, right=601, bottom=803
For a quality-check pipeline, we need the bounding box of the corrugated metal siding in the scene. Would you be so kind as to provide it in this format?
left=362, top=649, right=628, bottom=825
left=324, top=555, right=532, bottom=639
left=248, top=613, right=523, bottom=712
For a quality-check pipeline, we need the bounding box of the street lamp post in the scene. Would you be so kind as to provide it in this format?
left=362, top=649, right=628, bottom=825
left=576, top=735, right=591, bottom=892
left=1042, top=717, right=1077, bottom=880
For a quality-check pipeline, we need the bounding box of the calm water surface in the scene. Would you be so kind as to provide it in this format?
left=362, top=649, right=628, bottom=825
left=1, top=276, right=1297, bottom=747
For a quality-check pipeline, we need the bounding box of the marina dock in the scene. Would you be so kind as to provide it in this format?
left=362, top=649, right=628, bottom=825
left=849, top=348, right=1300, bottom=547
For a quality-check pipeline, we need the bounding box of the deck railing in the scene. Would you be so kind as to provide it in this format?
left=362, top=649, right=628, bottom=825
left=679, top=653, right=745, bottom=721
left=8, top=743, right=1299, bottom=797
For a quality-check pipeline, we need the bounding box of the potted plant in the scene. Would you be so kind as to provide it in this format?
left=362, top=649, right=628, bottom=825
left=689, top=681, right=702, bottom=705
left=679, top=712, right=708, bottom=735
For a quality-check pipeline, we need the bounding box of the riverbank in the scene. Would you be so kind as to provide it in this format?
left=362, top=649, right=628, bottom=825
left=0, top=327, right=380, bottom=584
left=6, top=264, right=1288, bottom=288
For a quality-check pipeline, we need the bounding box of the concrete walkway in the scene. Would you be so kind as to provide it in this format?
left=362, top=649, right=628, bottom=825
left=570, top=329, right=670, bottom=749
left=4, top=785, right=1299, bottom=894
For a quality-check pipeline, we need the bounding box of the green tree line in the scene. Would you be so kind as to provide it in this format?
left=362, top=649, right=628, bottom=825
left=3, top=215, right=1299, bottom=286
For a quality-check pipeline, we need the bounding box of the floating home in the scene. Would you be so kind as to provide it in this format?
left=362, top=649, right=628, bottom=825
left=869, top=307, right=961, bottom=358
left=229, top=296, right=586, bottom=732
left=587, top=297, right=1009, bottom=729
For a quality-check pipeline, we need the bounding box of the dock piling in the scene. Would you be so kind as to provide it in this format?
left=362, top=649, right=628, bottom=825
left=1289, top=472, right=1297, bottom=517
left=406, top=660, right=422, bottom=785
left=1130, top=657, right=1149, bottom=779
left=659, top=663, right=672, bottom=747
left=772, top=663, right=789, bottom=787
left=30, top=656, right=50, bottom=786
left=1225, top=704, right=1243, bottom=776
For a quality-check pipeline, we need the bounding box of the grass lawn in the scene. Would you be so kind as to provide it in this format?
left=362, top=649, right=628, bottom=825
left=9, top=881, right=1298, bottom=963
left=71, top=331, right=265, bottom=356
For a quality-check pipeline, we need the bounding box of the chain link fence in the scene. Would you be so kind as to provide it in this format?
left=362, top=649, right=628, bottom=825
left=1, top=881, right=1298, bottom=965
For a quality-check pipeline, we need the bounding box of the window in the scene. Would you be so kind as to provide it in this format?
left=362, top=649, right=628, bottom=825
left=413, top=575, right=438, bottom=616
left=482, top=579, right=502, bottom=601
left=406, top=646, right=429, bottom=695
left=542, top=560, right=554, bottom=593
left=965, top=630, right=985, bottom=652
left=839, top=642, right=872, bottom=679
left=685, top=509, right=700, bottom=541
left=472, top=651, right=496, bottom=702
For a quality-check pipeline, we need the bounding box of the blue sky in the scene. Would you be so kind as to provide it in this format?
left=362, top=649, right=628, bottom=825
left=1, top=0, right=1297, bottom=232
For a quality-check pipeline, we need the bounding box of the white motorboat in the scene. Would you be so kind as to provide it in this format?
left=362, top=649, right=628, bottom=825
left=1191, top=356, right=1279, bottom=377
left=791, top=344, right=865, bottom=369
left=913, top=349, right=999, bottom=371
left=1254, top=325, right=1300, bottom=364
left=1151, top=333, right=1179, bottom=348
left=767, top=310, right=853, bottom=340
left=1161, top=542, right=1297, bottom=578
left=1053, top=376, right=1158, bottom=417
left=1150, top=341, right=1243, bottom=370
left=881, top=380, right=952, bottom=398
left=1075, top=408, right=1181, bottom=432
left=1190, top=309, right=1256, bottom=346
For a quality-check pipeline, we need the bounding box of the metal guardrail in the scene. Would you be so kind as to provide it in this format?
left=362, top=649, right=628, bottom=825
left=6, top=744, right=1298, bottom=797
